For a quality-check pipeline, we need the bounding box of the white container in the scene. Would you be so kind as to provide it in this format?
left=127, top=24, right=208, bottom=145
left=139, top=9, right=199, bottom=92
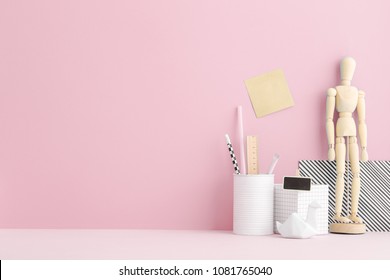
left=233, top=174, right=274, bottom=235
left=274, top=184, right=329, bottom=234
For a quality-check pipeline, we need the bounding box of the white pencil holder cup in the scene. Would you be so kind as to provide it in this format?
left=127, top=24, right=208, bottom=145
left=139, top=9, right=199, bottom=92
left=233, top=174, right=274, bottom=235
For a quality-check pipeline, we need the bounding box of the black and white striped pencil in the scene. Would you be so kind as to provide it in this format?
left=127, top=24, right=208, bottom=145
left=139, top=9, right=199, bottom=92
left=225, top=134, right=240, bottom=174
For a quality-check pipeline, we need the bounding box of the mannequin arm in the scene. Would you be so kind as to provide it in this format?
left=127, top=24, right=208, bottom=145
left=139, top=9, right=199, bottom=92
left=326, top=88, right=336, bottom=160
left=357, top=90, right=368, bottom=161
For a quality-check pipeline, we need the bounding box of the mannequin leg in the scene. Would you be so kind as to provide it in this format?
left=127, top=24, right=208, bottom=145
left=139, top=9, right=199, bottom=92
left=335, top=137, right=351, bottom=223
left=349, top=136, right=363, bottom=223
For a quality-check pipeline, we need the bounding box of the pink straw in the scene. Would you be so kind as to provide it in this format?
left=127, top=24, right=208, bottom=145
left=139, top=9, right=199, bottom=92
left=237, top=106, right=246, bottom=174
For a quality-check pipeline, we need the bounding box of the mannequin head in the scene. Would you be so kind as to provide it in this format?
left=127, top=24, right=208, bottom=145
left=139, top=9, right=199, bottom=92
left=340, top=57, right=356, bottom=85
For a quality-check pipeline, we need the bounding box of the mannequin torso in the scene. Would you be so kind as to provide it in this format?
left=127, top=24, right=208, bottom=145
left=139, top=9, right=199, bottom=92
left=335, top=85, right=358, bottom=137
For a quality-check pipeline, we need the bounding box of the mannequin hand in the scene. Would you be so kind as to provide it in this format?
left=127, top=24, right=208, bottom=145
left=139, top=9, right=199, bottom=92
left=328, top=148, right=335, bottom=161
left=361, top=148, right=368, bottom=162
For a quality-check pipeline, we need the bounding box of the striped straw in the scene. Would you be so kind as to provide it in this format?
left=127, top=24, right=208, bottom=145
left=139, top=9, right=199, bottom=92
left=225, top=134, right=240, bottom=174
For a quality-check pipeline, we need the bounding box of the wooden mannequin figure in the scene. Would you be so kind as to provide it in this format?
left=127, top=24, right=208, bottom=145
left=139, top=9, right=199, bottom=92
left=326, top=57, right=368, bottom=234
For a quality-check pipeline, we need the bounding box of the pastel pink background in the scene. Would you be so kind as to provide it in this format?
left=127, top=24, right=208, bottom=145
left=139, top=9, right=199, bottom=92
left=1, top=0, right=389, bottom=229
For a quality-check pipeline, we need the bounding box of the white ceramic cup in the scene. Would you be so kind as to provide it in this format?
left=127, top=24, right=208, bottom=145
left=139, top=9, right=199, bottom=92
left=233, top=174, right=274, bottom=235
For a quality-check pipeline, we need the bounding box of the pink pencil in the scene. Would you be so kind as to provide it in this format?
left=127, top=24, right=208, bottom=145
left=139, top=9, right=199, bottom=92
left=237, top=106, right=246, bottom=174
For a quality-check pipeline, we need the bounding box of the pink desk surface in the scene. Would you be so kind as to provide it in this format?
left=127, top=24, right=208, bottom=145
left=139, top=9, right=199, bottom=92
left=0, top=230, right=389, bottom=260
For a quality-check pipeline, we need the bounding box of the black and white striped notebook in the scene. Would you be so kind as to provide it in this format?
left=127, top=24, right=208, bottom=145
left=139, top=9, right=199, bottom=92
left=299, top=160, right=390, bottom=232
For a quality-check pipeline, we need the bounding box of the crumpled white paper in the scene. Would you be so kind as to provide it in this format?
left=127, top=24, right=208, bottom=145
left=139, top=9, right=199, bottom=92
left=276, top=201, right=321, bottom=239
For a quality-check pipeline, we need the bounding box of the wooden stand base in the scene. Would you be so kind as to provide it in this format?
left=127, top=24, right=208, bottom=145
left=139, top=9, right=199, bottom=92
left=329, top=223, right=366, bottom=234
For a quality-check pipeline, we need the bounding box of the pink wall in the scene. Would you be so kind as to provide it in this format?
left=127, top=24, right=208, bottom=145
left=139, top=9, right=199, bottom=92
left=1, top=0, right=390, bottom=229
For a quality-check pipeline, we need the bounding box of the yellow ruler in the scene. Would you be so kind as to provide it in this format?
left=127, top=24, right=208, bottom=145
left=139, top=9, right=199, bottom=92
left=246, top=136, right=258, bottom=174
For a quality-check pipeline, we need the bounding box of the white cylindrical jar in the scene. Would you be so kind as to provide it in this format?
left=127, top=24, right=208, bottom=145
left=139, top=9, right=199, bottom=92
left=233, top=174, right=274, bottom=235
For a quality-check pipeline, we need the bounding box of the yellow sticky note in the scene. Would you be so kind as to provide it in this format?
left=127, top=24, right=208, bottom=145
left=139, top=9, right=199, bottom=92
left=245, top=69, right=294, bottom=118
